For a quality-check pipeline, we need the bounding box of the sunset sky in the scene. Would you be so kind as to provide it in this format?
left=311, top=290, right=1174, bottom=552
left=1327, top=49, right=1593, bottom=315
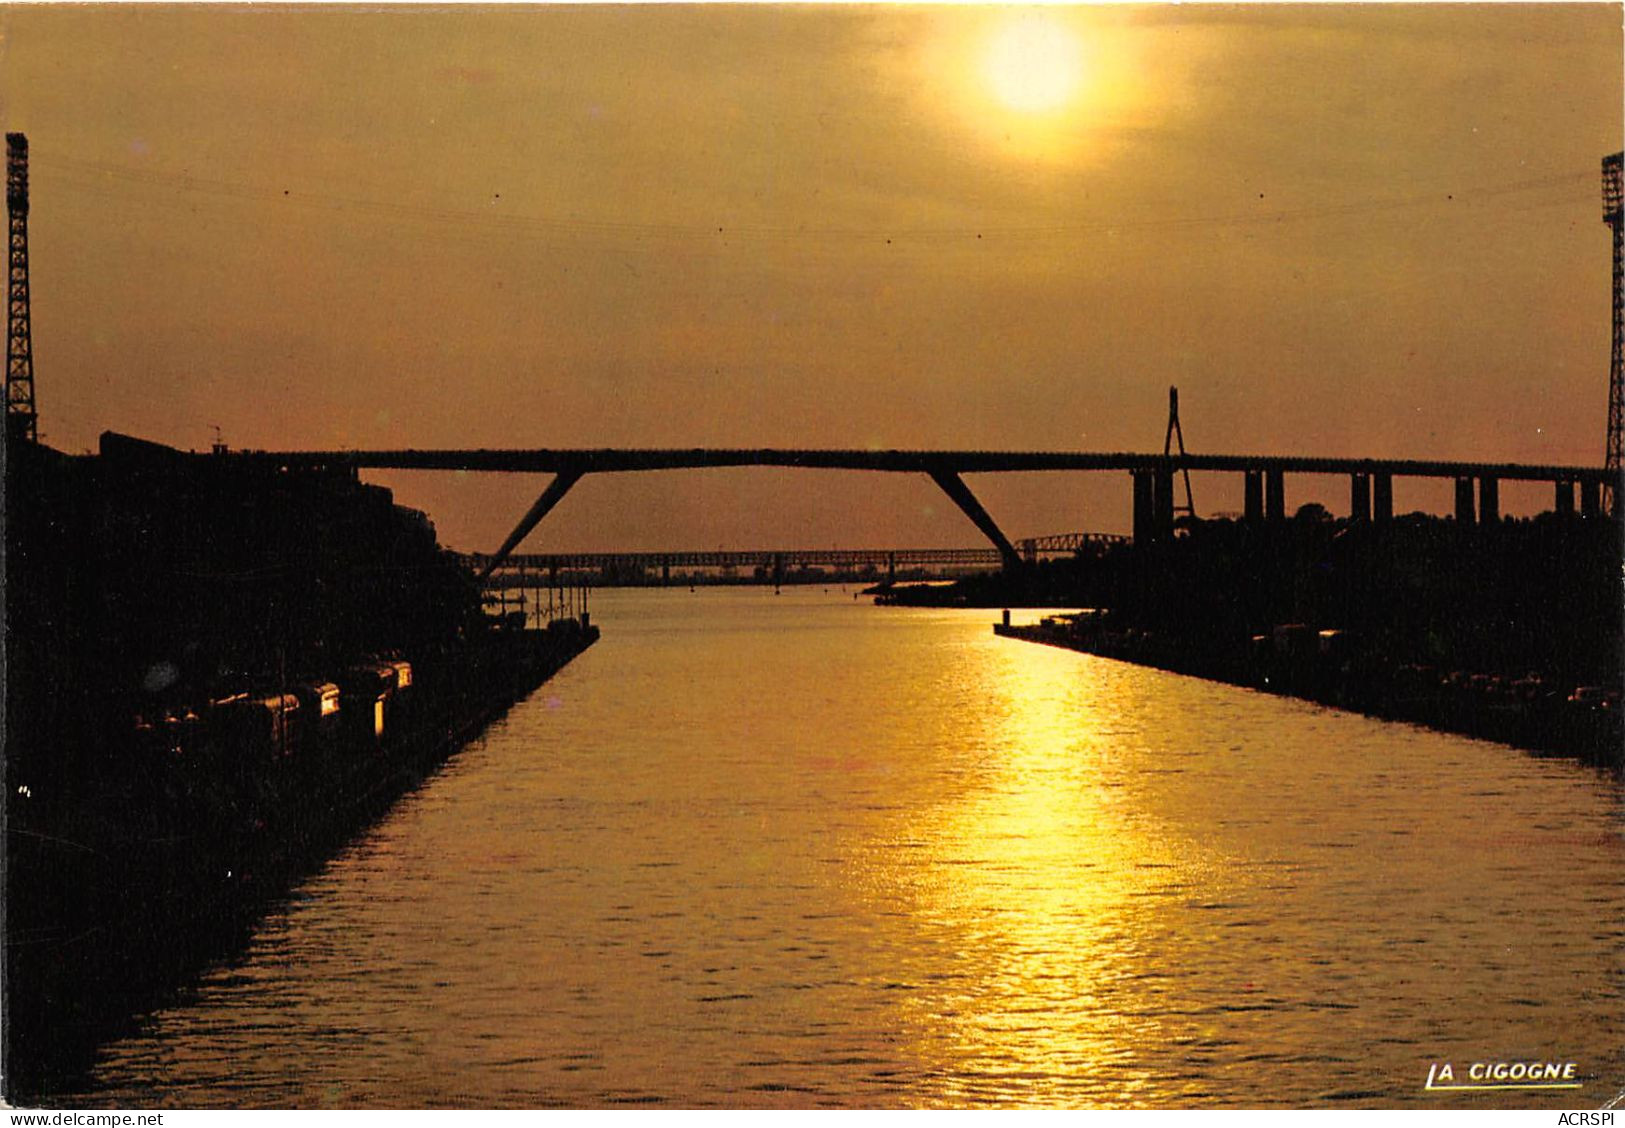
left=2, top=4, right=1620, bottom=550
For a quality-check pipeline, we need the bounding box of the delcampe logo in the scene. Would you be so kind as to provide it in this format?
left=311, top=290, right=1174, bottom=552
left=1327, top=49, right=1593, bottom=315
left=1425, top=1059, right=1582, bottom=1093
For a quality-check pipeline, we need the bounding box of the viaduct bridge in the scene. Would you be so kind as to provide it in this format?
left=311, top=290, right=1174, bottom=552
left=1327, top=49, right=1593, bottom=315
left=241, top=445, right=1622, bottom=576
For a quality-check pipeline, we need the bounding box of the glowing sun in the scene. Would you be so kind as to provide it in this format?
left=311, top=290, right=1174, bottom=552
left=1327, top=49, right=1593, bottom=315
left=984, top=14, right=1085, bottom=113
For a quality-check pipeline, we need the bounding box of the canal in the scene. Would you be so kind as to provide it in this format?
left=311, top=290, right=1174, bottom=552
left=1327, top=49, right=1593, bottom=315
left=67, top=588, right=1624, bottom=1108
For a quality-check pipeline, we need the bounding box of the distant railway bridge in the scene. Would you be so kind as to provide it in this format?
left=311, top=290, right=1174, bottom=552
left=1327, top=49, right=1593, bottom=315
left=471, top=532, right=1126, bottom=587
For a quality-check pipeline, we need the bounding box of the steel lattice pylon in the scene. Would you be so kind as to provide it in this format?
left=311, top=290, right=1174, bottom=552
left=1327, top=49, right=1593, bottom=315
left=1604, top=151, right=1622, bottom=509
left=6, top=132, right=36, bottom=445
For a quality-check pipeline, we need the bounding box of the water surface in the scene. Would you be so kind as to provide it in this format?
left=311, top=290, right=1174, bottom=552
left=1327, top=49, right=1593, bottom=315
left=73, top=589, right=1624, bottom=1107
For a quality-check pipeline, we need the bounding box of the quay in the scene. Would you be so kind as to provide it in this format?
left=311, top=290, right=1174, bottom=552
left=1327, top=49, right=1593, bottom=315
left=4, top=431, right=599, bottom=1098
left=995, top=613, right=1622, bottom=770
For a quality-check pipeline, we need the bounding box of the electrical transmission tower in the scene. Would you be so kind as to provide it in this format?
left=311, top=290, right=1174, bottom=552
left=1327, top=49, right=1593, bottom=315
left=1163, top=385, right=1195, bottom=520
left=6, top=132, right=37, bottom=445
left=1604, top=151, right=1622, bottom=509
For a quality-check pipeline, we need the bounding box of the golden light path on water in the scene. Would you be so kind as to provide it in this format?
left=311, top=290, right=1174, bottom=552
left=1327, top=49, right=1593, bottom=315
left=868, top=639, right=1167, bottom=1102
left=68, top=590, right=1624, bottom=1108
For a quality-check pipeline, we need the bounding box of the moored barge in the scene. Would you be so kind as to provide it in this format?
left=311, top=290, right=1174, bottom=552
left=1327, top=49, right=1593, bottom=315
left=4, top=431, right=595, bottom=1098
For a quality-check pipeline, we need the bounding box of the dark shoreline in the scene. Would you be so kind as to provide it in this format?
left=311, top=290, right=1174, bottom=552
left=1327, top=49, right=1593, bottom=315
left=4, top=620, right=598, bottom=1104
left=994, top=617, right=1622, bottom=771
left=3, top=431, right=605, bottom=1102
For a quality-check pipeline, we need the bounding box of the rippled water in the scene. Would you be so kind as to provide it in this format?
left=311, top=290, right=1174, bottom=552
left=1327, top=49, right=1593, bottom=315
left=68, top=589, right=1624, bottom=1108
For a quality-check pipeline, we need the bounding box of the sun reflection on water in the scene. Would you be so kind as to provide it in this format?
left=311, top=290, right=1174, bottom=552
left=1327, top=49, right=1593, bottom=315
left=64, top=593, right=1625, bottom=1109
left=845, top=634, right=1219, bottom=1105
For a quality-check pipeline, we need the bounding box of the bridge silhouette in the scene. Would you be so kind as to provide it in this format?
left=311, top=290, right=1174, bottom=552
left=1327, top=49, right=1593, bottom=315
left=237, top=444, right=1621, bottom=577
left=472, top=532, right=1128, bottom=587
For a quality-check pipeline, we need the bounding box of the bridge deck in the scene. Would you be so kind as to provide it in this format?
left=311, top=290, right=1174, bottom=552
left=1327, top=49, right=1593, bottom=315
left=243, top=446, right=1613, bottom=483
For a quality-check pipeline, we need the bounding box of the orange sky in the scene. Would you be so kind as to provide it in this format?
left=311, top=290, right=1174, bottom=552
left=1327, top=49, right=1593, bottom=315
left=2, top=4, right=1621, bottom=550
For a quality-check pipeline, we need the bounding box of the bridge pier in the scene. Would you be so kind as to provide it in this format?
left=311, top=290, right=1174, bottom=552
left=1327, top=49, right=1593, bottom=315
left=1243, top=471, right=1263, bottom=523
left=661, top=558, right=671, bottom=585
left=1132, top=470, right=1153, bottom=543
left=1581, top=479, right=1601, bottom=518
left=1265, top=470, right=1285, bottom=521
left=1374, top=473, right=1393, bottom=522
left=1479, top=476, right=1499, bottom=525
left=1132, top=470, right=1175, bottom=544
left=1153, top=468, right=1175, bottom=537
left=479, top=468, right=586, bottom=579
left=928, top=470, right=1024, bottom=571
left=1349, top=473, right=1371, bottom=523
left=1454, top=477, right=1476, bottom=524
left=1556, top=479, right=1575, bottom=516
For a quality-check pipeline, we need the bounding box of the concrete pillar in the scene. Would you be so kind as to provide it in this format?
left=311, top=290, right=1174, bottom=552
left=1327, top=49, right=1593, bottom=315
left=1349, top=474, right=1371, bottom=523
left=1132, top=470, right=1155, bottom=544
left=1152, top=468, right=1175, bottom=541
left=661, top=559, right=671, bottom=585
left=1556, top=480, right=1575, bottom=516
left=1374, top=473, right=1394, bottom=522
left=1265, top=470, right=1285, bottom=521
left=887, top=552, right=897, bottom=581
left=1454, top=477, right=1476, bottom=524
left=928, top=469, right=1024, bottom=572
left=1581, top=479, right=1600, bottom=518
left=1243, top=471, right=1263, bottom=523
left=1479, top=477, right=1499, bottom=525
